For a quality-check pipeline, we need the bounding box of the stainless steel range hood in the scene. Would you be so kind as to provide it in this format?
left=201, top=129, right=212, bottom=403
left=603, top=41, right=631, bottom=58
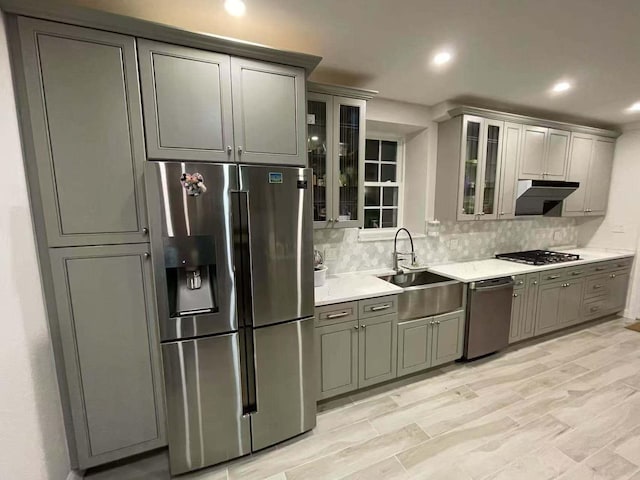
left=515, top=180, right=579, bottom=216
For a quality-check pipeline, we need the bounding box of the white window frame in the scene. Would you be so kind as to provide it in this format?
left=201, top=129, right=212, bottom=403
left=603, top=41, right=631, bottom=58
left=360, top=133, right=405, bottom=240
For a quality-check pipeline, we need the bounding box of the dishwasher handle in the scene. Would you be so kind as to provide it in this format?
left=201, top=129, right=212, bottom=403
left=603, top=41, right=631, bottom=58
left=469, top=277, right=515, bottom=291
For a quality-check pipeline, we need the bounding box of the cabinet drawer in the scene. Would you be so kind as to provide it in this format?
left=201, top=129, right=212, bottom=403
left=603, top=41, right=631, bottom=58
left=610, top=258, right=633, bottom=271
left=315, top=301, right=358, bottom=326
left=584, top=274, right=610, bottom=300
left=567, top=266, right=587, bottom=278
left=359, top=295, right=398, bottom=320
left=539, top=269, right=568, bottom=284
left=587, top=262, right=611, bottom=275
left=513, top=275, right=526, bottom=289
left=583, top=298, right=607, bottom=320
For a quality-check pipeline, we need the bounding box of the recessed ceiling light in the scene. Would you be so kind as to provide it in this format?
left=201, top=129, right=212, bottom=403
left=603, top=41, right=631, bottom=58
left=311, top=136, right=319, bottom=141
left=627, top=102, right=640, bottom=112
left=552, top=81, right=572, bottom=93
left=433, top=51, right=453, bottom=66
left=224, top=0, right=246, bottom=16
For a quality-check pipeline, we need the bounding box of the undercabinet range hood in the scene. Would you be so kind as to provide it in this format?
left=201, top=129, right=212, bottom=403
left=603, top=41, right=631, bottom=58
left=515, top=180, right=579, bottom=216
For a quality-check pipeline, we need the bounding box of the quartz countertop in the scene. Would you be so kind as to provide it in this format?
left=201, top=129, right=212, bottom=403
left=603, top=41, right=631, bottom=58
left=314, top=274, right=403, bottom=307
left=427, top=248, right=635, bottom=283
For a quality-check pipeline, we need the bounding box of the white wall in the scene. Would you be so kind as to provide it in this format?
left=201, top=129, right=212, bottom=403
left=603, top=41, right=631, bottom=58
left=0, top=13, right=70, bottom=480
left=578, top=124, right=640, bottom=318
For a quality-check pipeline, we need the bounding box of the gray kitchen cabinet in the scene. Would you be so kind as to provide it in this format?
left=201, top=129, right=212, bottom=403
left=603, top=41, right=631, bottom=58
left=519, top=125, right=569, bottom=180
left=497, top=122, right=522, bottom=219
left=431, top=310, right=465, bottom=367
left=534, top=282, right=563, bottom=335
left=49, top=244, right=166, bottom=469
left=509, top=273, right=539, bottom=344
left=316, top=321, right=359, bottom=400
left=535, top=277, right=584, bottom=335
left=557, top=279, right=585, bottom=328
left=508, top=289, right=526, bottom=343
left=231, top=57, right=306, bottom=166
left=564, top=134, right=615, bottom=217
left=608, top=270, right=631, bottom=312
left=137, top=40, right=234, bottom=162
left=358, top=314, right=397, bottom=387
left=397, top=318, right=433, bottom=377
left=16, top=17, right=149, bottom=246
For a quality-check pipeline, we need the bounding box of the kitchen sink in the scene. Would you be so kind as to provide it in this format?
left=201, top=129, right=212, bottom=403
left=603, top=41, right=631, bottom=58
left=379, top=271, right=464, bottom=321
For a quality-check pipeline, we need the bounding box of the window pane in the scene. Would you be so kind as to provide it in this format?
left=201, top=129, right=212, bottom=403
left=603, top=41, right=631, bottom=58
left=381, top=164, right=396, bottom=182
left=365, top=139, right=379, bottom=160
left=365, top=162, right=378, bottom=182
left=364, top=186, right=381, bottom=206
left=382, top=187, right=398, bottom=206
left=381, top=141, right=397, bottom=162
left=381, top=209, right=398, bottom=228
left=364, top=209, right=380, bottom=229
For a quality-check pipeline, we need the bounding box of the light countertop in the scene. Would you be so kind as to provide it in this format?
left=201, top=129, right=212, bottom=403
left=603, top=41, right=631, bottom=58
left=314, top=274, right=403, bottom=307
left=427, top=248, right=635, bottom=283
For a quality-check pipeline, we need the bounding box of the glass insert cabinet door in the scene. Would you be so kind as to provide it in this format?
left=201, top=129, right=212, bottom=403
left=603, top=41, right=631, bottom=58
left=307, top=92, right=333, bottom=227
left=458, top=115, right=504, bottom=221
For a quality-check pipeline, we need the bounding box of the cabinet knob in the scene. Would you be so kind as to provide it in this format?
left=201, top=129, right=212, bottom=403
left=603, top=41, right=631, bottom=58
left=513, top=293, right=519, bottom=298
left=361, top=324, right=366, bottom=329
left=238, top=146, right=243, bottom=154
left=227, top=145, right=233, bottom=154
left=142, top=227, right=149, bottom=234
left=500, top=212, right=505, bottom=216
left=436, top=321, right=441, bottom=325
left=143, top=252, right=150, bottom=259
left=533, top=281, right=538, bottom=285
left=611, top=274, right=617, bottom=278
left=353, top=325, right=359, bottom=330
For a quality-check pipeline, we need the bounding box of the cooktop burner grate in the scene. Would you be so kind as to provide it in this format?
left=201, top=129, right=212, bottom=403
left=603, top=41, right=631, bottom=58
left=495, top=250, right=580, bottom=266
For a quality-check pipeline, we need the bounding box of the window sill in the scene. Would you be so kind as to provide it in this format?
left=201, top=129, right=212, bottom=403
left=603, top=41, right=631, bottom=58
left=358, top=229, right=426, bottom=242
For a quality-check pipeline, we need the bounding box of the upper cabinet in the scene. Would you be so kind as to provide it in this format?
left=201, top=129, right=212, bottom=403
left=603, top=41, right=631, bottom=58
left=496, top=122, right=522, bottom=219
left=16, top=18, right=149, bottom=246
left=139, top=41, right=306, bottom=166
left=519, top=126, right=570, bottom=180
left=563, top=134, right=615, bottom=216
left=436, top=115, right=504, bottom=221
left=307, top=84, right=376, bottom=228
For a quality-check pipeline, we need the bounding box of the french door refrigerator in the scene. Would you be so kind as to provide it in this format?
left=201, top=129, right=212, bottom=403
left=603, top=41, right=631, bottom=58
left=145, top=162, right=316, bottom=475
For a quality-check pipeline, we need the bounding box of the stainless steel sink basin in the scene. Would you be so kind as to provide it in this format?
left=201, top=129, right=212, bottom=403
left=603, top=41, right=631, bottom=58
left=379, top=271, right=464, bottom=321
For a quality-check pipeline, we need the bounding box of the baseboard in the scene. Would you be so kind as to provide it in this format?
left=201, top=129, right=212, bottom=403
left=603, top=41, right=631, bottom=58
left=67, top=470, right=84, bottom=480
left=622, top=308, right=637, bottom=320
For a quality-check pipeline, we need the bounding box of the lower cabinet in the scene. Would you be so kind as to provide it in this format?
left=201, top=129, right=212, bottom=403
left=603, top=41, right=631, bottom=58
left=608, top=270, right=631, bottom=311
left=359, top=314, right=398, bottom=388
left=397, top=310, right=465, bottom=377
left=534, top=278, right=585, bottom=336
left=49, top=244, right=166, bottom=469
left=510, top=273, right=540, bottom=343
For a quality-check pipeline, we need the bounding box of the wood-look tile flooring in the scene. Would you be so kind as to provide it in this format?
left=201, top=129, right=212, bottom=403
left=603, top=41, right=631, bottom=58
left=87, top=315, right=640, bottom=480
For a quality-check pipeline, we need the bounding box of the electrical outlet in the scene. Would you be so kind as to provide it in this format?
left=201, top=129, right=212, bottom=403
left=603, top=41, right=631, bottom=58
left=324, top=247, right=338, bottom=261
left=553, top=230, right=563, bottom=242
left=449, top=238, right=459, bottom=249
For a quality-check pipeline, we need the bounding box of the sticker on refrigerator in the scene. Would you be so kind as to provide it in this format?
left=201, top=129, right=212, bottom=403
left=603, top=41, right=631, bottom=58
left=180, top=172, right=207, bottom=196
left=268, top=172, right=283, bottom=184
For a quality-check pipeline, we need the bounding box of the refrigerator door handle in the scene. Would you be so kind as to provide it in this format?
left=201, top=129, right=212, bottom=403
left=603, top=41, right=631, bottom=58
left=231, top=190, right=257, bottom=415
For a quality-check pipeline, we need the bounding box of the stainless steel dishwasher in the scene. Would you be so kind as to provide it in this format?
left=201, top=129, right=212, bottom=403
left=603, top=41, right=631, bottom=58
left=463, top=277, right=515, bottom=360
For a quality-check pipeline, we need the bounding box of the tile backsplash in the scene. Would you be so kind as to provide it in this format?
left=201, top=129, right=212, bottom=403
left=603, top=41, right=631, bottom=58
left=314, top=217, right=578, bottom=274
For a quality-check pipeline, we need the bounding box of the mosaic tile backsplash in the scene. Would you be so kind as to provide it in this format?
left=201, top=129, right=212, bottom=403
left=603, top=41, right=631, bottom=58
left=314, top=217, right=578, bottom=274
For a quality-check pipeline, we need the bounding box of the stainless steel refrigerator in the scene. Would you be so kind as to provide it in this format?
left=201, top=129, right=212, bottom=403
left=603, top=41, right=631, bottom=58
left=145, top=162, right=316, bottom=475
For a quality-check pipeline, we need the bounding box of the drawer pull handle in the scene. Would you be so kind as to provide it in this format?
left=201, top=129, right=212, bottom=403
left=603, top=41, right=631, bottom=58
left=548, top=275, right=560, bottom=279
left=327, top=312, right=349, bottom=319
left=572, top=271, right=582, bottom=276
left=616, top=264, right=626, bottom=268
left=596, top=267, right=606, bottom=271
left=593, top=284, right=603, bottom=289
left=370, top=304, right=391, bottom=312
left=590, top=306, right=600, bottom=312
left=516, top=281, right=524, bottom=286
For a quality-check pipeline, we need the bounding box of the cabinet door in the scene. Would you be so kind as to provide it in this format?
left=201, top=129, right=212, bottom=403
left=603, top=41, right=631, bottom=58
left=316, top=321, right=358, bottom=400
left=49, top=244, right=165, bottom=469
left=509, top=289, right=525, bottom=344
left=358, top=314, right=397, bottom=388
left=563, top=133, right=594, bottom=216
left=519, top=125, right=547, bottom=179
left=544, top=129, right=570, bottom=179
left=558, top=279, right=585, bottom=327
left=431, top=310, right=465, bottom=367
left=497, top=122, right=522, bottom=219
left=17, top=18, right=148, bottom=246
left=534, top=282, right=561, bottom=335
left=608, top=271, right=631, bottom=312
left=478, top=120, right=504, bottom=220
left=333, top=97, right=366, bottom=228
left=521, top=273, right=540, bottom=340
left=458, top=115, right=484, bottom=220
left=231, top=57, right=306, bottom=165
left=585, top=138, right=615, bottom=216
left=137, top=40, right=233, bottom=162
left=397, top=318, right=433, bottom=377
left=308, top=93, right=334, bottom=228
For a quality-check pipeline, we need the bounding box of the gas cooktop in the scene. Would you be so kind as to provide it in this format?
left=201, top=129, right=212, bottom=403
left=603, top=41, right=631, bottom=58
left=496, top=250, right=580, bottom=266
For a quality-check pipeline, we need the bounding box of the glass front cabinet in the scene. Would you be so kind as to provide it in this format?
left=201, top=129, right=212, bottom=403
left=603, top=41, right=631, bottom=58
left=457, top=115, right=504, bottom=221
left=307, top=84, right=375, bottom=228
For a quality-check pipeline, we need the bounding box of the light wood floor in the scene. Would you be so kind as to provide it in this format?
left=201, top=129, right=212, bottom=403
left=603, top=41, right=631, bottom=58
left=87, top=315, right=640, bottom=480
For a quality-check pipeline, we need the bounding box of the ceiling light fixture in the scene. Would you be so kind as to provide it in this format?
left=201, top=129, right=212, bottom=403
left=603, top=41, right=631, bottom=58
left=224, top=0, right=246, bottom=16
left=552, top=81, right=572, bottom=93
left=627, top=102, right=640, bottom=112
left=433, top=51, right=453, bottom=66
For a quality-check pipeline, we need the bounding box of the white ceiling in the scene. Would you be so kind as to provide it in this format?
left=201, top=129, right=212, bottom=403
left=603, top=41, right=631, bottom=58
left=72, top=0, right=640, bottom=127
